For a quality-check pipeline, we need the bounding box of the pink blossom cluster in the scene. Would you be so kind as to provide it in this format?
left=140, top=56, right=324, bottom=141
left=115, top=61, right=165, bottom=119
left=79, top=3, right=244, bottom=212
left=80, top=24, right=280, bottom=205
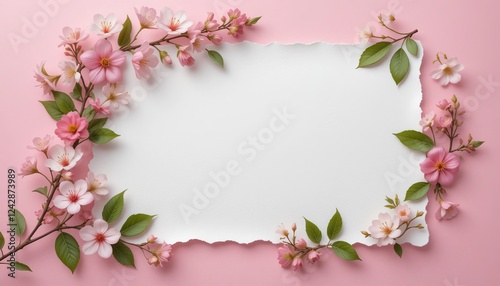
left=276, top=224, right=321, bottom=271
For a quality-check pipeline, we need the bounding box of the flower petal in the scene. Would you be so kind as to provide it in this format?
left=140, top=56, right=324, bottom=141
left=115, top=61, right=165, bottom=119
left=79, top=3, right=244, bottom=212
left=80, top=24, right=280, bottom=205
left=82, top=240, right=99, bottom=255
left=97, top=242, right=113, bottom=258
left=93, top=219, right=109, bottom=234
left=80, top=225, right=98, bottom=241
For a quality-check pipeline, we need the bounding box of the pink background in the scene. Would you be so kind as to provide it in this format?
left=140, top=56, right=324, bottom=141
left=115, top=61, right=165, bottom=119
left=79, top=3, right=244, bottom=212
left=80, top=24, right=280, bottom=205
left=0, top=0, right=498, bottom=285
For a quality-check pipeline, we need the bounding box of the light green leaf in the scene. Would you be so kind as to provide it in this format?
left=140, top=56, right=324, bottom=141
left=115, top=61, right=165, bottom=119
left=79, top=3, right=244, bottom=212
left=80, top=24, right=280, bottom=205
left=332, top=241, right=361, bottom=261
left=406, top=38, right=418, bottom=57
left=246, top=16, right=262, bottom=26
left=55, top=232, right=80, bottom=273
left=472, top=141, right=484, bottom=148
left=112, top=241, right=136, bottom=268
left=33, top=186, right=48, bottom=197
left=88, top=118, right=108, bottom=134
left=103, top=190, right=126, bottom=223
left=118, top=16, right=132, bottom=47
left=404, top=182, right=431, bottom=201
left=89, top=128, right=120, bottom=144
left=15, top=262, right=32, bottom=272
left=206, top=49, right=224, bottom=68
left=14, top=209, right=26, bottom=236
left=357, top=41, right=392, bottom=68
left=327, top=209, right=342, bottom=240
left=82, top=105, right=95, bottom=121
left=53, top=91, right=76, bottom=114
left=390, top=48, right=410, bottom=85
left=120, top=214, right=155, bottom=237
left=40, top=100, right=64, bottom=121
left=0, top=231, right=4, bottom=250
left=394, top=243, right=403, bottom=258
left=304, top=217, right=322, bottom=244
left=71, top=83, right=82, bottom=101
left=393, top=130, right=435, bottom=153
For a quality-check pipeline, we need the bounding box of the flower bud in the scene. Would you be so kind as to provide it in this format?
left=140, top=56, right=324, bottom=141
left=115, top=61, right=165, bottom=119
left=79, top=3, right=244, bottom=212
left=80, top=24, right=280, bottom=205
left=148, top=256, right=159, bottom=265
left=160, top=50, right=172, bottom=65
left=416, top=224, right=425, bottom=229
left=291, top=223, right=297, bottom=232
left=220, top=15, right=227, bottom=23
left=307, top=250, right=320, bottom=264
left=451, top=94, right=457, bottom=103
left=295, top=238, right=307, bottom=249
left=416, top=211, right=425, bottom=217
left=361, top=230, right=371, bottom=237
left=147, top=234, right=158, bottom=244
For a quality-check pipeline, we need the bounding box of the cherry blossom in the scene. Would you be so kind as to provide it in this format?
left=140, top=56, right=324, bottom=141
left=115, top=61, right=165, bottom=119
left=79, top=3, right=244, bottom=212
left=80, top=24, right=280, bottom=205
left=88, top=14, right=123, bottom=38
left=80, top=219, right=121, bottom=258
left=45, top=145, right=83, bottom=172
left=368, top=213, right=402, bottom=246
left=420, top=147, right=460, bottom=185
left=157, top=8, right=192, bottom=35
left=80, top=39, right=126, bottom=84
left=53, top=180, right=93, bottom=214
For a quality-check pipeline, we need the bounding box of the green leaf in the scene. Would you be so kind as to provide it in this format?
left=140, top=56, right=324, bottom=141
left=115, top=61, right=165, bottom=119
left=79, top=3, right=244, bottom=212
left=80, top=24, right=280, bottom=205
left=40, top=100, right=64, bottom=121
left=55, top=232, right=80, bottom=273
left=332, top=241, right=361, bottom=261
left=357, top=41, right=392, bottom=68
left=88, top=118, right=108, bottom=134
left=404, top=182, right=431, bottom=201
left=71, top=83, right=83, bottom=101
left=89, top=128, right=120, bottom=144
left=118, top=16, right=132, bottom=47
left=393, top=130, right=435, bottom=153
left=82, top=105, right=95, bottom=121
left=120, top=214, right=155, bottom=237
left=14, top=209, right=26, bottom=236
left=394, top=243, right=403, bottom=258
left=246, top=16, right=262, bottom=26
left=0, top=231, right=4, bottom=250
left=53, top=91, right=76, bottom=114
left=33, top=186, right=48, bottom=197
left=304, top=217, right=322, bottom=244
left=206, top=49, right=224, bottom=68
left=327, top=209, right=342, bottom=240
left=472, top=141, right=484, bottom=148
left=389, top=48, right=410, bottom=85
left=15, top=262, right=32, bottom=272
left=103, top=190, right=126, bottom=223
left=385, top=196, right=395, bottom=206
left=406, top=38, right=418, bottom=57
left=112, top=241, right=136, bottom=268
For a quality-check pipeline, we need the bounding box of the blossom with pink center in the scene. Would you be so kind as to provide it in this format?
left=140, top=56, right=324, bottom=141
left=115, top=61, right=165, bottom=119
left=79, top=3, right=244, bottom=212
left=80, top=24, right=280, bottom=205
left=436, top=99, right=452, bottom=111
left=58, top=61, right=81, bottom=86
left=358, top=26, right=374, bottom=44
left=34, top=63, right=59, bottom=95
left=368, top=213, right=402, bottom=246
left=207, top=33, right=222, bottom=45
left=53, top=180, right=94, bottom=214
left=291, top=257, right=303, bottom=271
left=204, top=12, right=218, bottom=31
left=394, top=204, right=411, bottom=223
left=80, top=39, right=126, bottom=84
left=86, top=172, right=109, bottom=199
left=438, top=116, right=452, bottom=129
left=58, top=27, right=89, bottom=47
left=435, top=200, right=459, bottom=221
left=419, top=111, right=435, bottom=132
left=88, top=14, right=123, bottom=38
left=307, top=250, right=320, bottom=264
left=227, top=10, right=248, bottom=38
left=177, top=45, right=195, bottom=67
left=295, top=238, right=307, bottom=249
left=149, top=243, right=173, bottom=267
left=132, top=41, right=159, bottom=79
left=431, top=57, right=464, bottom=86
left=420, top=147, right=460, bottom=185
left=88, top=98, right=111, bottom=116
left=102, top=83, right=130, bottom=109
left=188, top=23, right=206, bottom=53
left=157, top=8, right=193, bottom=36
left=54, top=111, right=89, bottom=145
left=45, top=144, right=83, bottom=172
left=80, top=219, right=121, bottom=258
left=19, top=157, right=38, bottom=176
left=135, top=6, right=158, bottom=29
left=277, top=244, right=295, bottom=268
left=28, top=134, right=53, bottom=153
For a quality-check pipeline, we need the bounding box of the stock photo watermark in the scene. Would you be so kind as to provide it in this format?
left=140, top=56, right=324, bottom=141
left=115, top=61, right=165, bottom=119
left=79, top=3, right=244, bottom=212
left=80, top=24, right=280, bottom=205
left=5, top=168, right=17, bottom=278
left=107, top=267, right=136, bottom=286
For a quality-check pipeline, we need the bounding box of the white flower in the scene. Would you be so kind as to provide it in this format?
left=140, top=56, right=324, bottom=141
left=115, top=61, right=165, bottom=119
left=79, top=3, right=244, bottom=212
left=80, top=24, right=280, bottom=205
left=86, top=172, right=109, bottom=200
left=394, top=204, right=411, bottom=223
left=59, top=61, right=81, bottom=86
left=157, top=7, right=192, bottom=35
left=45, top=145, right=83, bottom=172
left=368, top=213, right=402, bottom=246
left=53, top=180, right=94, bottom=214
left=80, top=219, right=121, bottom=258
left=135, top=6, right=158, bottom=29
left=419, top=111, right=435, bottom=132
left=358, top=25, right=373, bottom=44
left=89, top=14, right=123, bottom=38
left=431, top=57, right=464, bottom=86
left=102, top=83, right=130, bottom=110
left=379, top=11, right=395, bottom=25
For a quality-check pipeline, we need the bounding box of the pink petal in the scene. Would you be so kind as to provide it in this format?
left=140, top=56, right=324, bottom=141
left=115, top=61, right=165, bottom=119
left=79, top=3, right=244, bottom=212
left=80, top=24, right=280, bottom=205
left=45, top=159, right=63, bottom=171
left=82, top=240, right=99, bottom=255
left=74, top=180, right=89, bottom=195
left=80, top=226, right=97, bottom=241
left=97, top=243, right=113, bottom=258
left=420, top=159, right=437, bottom=174
left=109, top=51, right=126, bottom=66
left=93, top=219, right=109, bottom=234
left=104, top=228, right=121, bottom=244
left=48, top=144, right=65, bottom=158
left=53, top=195, right=70, bottom=209
left=89, top=67, right=106, bottom=84
left=59, top=181, right=73, bottom=196
left=105, top=66, right=123, bottom=83
left=78, top=192, right=94, bottom=206
left=80, top=50, right=101, bottom=70
left=95, top=39, right=113, bottom=58
left=425, top=171, right=440, bottom=184
left=66, top=202, right=81, bottom=214
left=438, top=170, right=455, bottom=185
left=435, top=208, right=444, bottom=220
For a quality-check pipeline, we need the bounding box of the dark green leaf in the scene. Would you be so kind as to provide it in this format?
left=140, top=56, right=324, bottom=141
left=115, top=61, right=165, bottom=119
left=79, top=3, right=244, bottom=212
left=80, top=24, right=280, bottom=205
left=15, top=262, right=32, bottom=272
left=206, top=49, right=224, bottom=68
left=327, top=209, right=342, bottom=240
left=103, top=190, right=126, bottom=223
left=393, top=130, right=435, bottom=153
left=82, top=105, right=95, bottom=121
left=385, top=196, right=395, bottom=206
left=404, top=182, right=431, bottom=201
left=120, top=214, right=155, bottom=237
left=40, top=100, right=64, bottom=121
left=53, top=91, right=76, bottom=114
left=0, top=231, right=4, bottom=250
left=357, top=41, right=392, bottom=68
left=394, top=243, right=403, bottom=258
left=14, top=209, right=26, bottom=236
left=332, top=241, right=361, bottom=261
left=406, top=38, right=418, bottom=57
left=118, top=16, right=133, bottom=47
left=384, top=204, right=396, bottom=209
left=304, top=217, right=322, bottom=244
left=71, top=83, right=83, bottom=101
left=33, top=186, right=48, bottom=197
left=88, top=118, right=108, bottom=134
left=390, top=48, right=410, bottom=85
left=55, top=232, right=80, bottom=273
left=112, top=241, right=135, bottom=267
left=89, top=128, right=120, bottom=144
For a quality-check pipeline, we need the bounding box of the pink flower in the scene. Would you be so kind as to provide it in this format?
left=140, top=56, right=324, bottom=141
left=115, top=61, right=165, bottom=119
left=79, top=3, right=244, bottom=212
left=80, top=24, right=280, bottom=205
left=86, top=172, right=109, bottom=199
left=36, top=206, right=65, bottom=224
left=149, top=243, right=173, bottom=267
left=435, top=200, right=459, bottom=221
left=227, top=9, right=248, bottom=38
left=80, top=219, right=121, bottom=258
left=177, top=45, right=195, bottom=67
left=204, top=12, right=218, bottom=31
left=157, top=8, right=193, bottom=35
left=88, top=98, right=111, bottom=116
left=19, top=157, right=38, bottom=176
left=291, top=257, right=303, bottom=271
left=431, top=57, right=464, bottom=86
left=277, top=244, right=294, bottom=268
left=53, top=180, right=94, bottom=214
left=132, top=41, right=159, bottom=79
left=54, top=111, right=89, bottom=145
left=358, top=26, right=373, bottom=44
left=436, top=99, right=452, bottom=111
left=102, top=84, right=130, bottom=110
left=368, top=213, right=402, bottom=246
left=379, top=11, right=395, bottom=25
left=207, top=33, right=222, bottom=45
left=135, top=6, right=158, bottom=29
left=307, top=250, right=320, bottom=264
left=438, top=116, right=452, bottom=129
left=45, top=144, right=83, bottom=172
left=28, top=134, right=53, bottom=152
left=80, top=39, right=126, bottom=84
left=419, top=111, right=435, bottom=132
left=80, top=209, right=94, bottom=222
left=276, top=225, right=289, bottom=237
left=188, top=23, right=206, bottom=53
left=160, top=50, right=173, bottom=65
left=59, top=61, right=81, bottom=86
left=394, top=204, right=411, bottom=223
left=420, top=147, right=460, bottom=185
left=295, top=238, right=307, bottom=249
left=34, top=63, right=59, bottom=95
left=147, top=235, right=158, bottom=244
left=88, top=14, right=122, bottom=38
left=58, top=27, right=89, bottom=47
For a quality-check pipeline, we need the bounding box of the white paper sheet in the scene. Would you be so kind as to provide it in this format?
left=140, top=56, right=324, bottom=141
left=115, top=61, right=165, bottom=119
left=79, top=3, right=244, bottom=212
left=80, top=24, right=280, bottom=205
left=90, top=42, right=428, bottom=246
